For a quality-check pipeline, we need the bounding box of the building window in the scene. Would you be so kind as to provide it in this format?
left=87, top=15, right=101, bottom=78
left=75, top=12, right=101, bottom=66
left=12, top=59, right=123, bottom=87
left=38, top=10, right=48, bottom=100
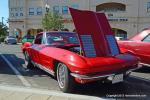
left=96, top=3, right=126, bottom=12
left=15, top=8, right=18, bottom=11
left=71, top=4, right=79, bottom=9
left=29, top=8, right=34, bottom=15
left=11, top=13, right=14, bottom=17
left=16, top=13, right=18, bottom=16
left=147, top=2, right=150, bottom=12
left=62, top=6, right=68, bottom=14
left=53, top=6, right=59, bottom=13
left=20, top=13, right=23, bottom=16
left=10, top=8, right=14, bottom=11
left=20, top=7, right=23, bottom=11
left=37, top=7, right=42, bottom=15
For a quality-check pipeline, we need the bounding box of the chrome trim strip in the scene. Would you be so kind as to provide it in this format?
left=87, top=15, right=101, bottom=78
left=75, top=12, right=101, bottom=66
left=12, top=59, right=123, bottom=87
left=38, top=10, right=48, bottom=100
left=33, top=62, right=55, bottom=76
left=70, top=73, right=115, bottom=80
left=140, top=63, right=150, bottom=67
left=71, top=64, right=142, bottom=80
left=43, top=32, right=48, bottom=45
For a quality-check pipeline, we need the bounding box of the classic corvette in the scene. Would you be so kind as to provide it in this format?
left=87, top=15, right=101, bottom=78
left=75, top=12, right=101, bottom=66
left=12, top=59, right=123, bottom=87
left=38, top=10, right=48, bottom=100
left=21, top=8, right=140, bottom=92
left=118, top=28, right=150, bottom=66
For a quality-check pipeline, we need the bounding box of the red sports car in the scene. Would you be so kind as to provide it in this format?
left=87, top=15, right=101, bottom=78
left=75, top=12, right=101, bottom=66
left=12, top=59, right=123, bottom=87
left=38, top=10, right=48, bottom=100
left=21, top=8, right=140, bottom=93
left=21, top=31, right=140, bottom=92
left=118, top=28, right=150, bottom=66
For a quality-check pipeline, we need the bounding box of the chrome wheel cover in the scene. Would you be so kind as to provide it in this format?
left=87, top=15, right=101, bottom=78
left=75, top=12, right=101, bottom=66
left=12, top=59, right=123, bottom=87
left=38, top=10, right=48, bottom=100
left=57, top=63, right=66, bottom=89
left=24, top=52, right=29, bottom=66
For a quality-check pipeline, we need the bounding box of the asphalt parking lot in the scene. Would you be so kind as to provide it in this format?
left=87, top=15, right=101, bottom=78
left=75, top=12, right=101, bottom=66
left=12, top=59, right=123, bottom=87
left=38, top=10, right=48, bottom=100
left=0, top=43, right=150, bottom=99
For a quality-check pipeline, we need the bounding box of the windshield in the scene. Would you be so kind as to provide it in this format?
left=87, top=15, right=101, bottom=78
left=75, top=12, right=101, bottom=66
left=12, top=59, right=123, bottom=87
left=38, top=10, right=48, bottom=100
left=8, top=36, right=16, bottom=38
left=46, top=32, right=79, bottom=45
left=23, top=35, right=34, bottom=39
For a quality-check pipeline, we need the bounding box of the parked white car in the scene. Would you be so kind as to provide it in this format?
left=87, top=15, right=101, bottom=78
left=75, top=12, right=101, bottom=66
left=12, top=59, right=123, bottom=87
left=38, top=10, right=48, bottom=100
left=4, top=36, right=17, bottom=44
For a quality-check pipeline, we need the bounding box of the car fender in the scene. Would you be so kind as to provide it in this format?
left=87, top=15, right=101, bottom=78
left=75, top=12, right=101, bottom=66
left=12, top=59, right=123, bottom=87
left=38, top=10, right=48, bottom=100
left=40, top=47, right=89, bottom=73
left=21, top=42, right=32, bottom=53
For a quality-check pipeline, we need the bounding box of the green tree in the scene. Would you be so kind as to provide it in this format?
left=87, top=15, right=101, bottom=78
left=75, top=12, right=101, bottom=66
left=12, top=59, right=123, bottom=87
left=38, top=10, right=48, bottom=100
left=0, top=22, right=8, bottom=37
left=42, top=12, right=64, bottom=31
left=0, top=22, right=8, bottom=42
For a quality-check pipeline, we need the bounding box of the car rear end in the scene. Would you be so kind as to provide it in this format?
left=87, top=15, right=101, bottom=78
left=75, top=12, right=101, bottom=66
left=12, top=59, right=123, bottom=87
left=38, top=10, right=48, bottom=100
left=8, top=39, right=17, bottom=44
left=5, top=36, right=17, bottom=44
left=70, top=53, right=140, bottom=84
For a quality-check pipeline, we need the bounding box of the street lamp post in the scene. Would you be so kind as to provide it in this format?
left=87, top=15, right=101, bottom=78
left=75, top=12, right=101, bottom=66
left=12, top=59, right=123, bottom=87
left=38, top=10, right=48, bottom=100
left=45, top=3, right=50, bottom=31
left=45, top=4, right=50, bottom=13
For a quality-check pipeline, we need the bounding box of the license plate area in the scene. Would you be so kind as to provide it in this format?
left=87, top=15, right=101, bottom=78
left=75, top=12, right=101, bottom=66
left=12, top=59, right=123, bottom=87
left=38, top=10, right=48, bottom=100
left=112, top=74, right=123, bottom=84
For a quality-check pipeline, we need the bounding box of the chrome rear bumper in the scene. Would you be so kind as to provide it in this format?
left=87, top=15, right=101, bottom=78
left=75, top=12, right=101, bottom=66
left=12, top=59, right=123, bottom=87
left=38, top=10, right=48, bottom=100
left=70, top=64, right=142, bottom=80
left=70, top=73, right=115, bottom=80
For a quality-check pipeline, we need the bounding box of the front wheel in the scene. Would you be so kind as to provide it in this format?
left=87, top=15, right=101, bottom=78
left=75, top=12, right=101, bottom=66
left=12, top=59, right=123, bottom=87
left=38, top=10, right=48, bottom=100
left=4, top=41, right=7, bottom=44
left=57, top=63, right=75, bottom=93
left=24, top=51, right=34, bottom=69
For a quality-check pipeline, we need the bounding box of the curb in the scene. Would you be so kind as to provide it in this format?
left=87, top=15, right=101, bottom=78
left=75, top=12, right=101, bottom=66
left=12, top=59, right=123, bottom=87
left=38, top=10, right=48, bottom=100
left=0, top=84, right=104, bottom=100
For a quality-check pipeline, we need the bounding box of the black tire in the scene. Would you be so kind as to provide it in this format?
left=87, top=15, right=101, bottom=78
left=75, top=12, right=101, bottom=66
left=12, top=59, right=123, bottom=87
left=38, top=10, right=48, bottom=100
left=57, top=62, right=76, bottom=93
left=123, top=72, right=131, bottom=80
left=24, top=51, right=34, bottom=69
left=4, top=41, right=7, bottom=44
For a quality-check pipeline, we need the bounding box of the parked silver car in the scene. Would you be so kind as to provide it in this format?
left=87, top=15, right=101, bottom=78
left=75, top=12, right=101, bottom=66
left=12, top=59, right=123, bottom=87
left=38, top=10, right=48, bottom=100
left=4, top=36, right=17, bottom=44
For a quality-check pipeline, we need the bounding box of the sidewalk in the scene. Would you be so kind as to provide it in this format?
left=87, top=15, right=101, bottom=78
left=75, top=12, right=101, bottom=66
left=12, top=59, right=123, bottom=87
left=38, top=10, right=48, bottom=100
left=0, top=85, right=104, bottom=100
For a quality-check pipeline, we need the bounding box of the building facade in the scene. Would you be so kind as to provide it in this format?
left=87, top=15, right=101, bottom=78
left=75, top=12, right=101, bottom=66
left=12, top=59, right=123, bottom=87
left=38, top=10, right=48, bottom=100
left=9, top=0, right=150, bottom=39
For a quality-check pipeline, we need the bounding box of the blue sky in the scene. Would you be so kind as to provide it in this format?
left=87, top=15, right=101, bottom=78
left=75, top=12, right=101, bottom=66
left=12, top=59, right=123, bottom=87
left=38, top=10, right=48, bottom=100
left=0, top=0, right=8, bottom=25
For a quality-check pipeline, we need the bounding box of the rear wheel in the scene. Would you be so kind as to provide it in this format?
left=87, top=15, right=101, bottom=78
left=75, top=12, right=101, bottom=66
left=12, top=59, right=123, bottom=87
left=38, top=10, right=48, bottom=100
left=57, top=62, right=75, bottom=93
left=123, top=71, right=131, bottom=80
left=24, top=51, right=34, bottom=69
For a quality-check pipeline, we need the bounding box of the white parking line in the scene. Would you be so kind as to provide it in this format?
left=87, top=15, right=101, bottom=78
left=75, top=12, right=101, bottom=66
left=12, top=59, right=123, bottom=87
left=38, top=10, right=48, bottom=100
left=0, top=54, right=31, bottom=87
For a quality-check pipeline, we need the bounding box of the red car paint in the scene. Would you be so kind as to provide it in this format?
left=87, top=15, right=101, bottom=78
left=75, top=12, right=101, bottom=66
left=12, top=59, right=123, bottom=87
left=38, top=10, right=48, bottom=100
left=118, top=28, right=150, bottom=65
left=21, top=8, right=139, bottom=92
left=22, top=32, right=139, bottom=83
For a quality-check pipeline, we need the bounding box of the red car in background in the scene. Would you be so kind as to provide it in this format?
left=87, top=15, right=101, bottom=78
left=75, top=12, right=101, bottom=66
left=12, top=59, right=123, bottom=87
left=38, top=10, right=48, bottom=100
left=21, top=8, right=140, bottom=93
left=118, top=28, right=150, bottom=66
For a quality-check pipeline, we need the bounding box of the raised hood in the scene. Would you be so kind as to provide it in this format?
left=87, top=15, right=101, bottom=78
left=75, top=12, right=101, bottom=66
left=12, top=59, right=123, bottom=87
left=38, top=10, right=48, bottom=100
left=69, top=8, right=120, bottom=58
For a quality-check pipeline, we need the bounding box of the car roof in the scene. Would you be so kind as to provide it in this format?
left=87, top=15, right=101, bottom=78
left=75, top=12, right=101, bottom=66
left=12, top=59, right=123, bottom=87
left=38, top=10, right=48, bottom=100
left=7, top=36, right=15, bottom=38
left=129, top=28, right=150, bottom=41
